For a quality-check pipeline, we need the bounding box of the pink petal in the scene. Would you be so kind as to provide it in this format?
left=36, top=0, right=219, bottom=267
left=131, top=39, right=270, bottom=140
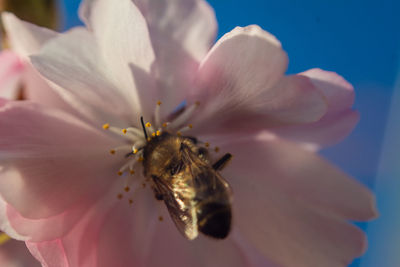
left=300, top=68, right=355, bottom=114
left=0, top=51, right=24, bottom=99
left=191, top=26, right=327, bottom=128
left=191, top=76, right=328, bottom=138
left=26, top=240, right=69, bottom=267
left=134, top=0, right=216, bottom=61
left=1, top=12, right=58, bottom=58
left=0, top=100, right=122, bottom=219
left=24, top=181, right=255, bottom=267
left=78, top=0, right=156, bottom=113
left=21, top=64, right=77, bottom=114
left=30, top=28, right=139, bottom=127
left=218, top=136, right=376, bottom=266
left=81, top=0, right=217, bottom=62
left=271, top=110, right=360, bottom=151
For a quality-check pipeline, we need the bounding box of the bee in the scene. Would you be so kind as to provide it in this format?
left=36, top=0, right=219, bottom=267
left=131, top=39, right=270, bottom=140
left=141, top=118, right=233, bottom=240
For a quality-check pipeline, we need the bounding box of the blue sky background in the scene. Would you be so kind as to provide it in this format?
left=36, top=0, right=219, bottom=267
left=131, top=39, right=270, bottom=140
left=59, top=1, right=400, bottom=266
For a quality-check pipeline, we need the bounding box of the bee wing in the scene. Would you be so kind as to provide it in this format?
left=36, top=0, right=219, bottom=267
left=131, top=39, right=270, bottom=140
left=153, top=175, right=199, bottom=240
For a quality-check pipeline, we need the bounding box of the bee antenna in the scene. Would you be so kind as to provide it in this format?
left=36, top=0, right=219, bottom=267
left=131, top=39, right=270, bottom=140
left=140, top=116, right=148, bottom=140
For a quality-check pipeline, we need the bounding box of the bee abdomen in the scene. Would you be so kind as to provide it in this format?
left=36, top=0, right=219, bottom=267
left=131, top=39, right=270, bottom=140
left=197, top=203, right=231, bottom=239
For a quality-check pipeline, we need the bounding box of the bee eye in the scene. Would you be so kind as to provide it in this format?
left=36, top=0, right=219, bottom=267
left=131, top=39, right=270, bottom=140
left=169, top=162, right=183, bottom=175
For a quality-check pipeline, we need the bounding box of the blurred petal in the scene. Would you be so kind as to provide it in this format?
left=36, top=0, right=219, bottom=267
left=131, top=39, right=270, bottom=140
left=1, top=12, right=58, bottom=58
left=220, top=136, right=376, bottom=266
left=0, top=100, right=121, bottom=219
left=224, top=135, right=377, bottom=221
left=0, top=51, right=24, bottom=99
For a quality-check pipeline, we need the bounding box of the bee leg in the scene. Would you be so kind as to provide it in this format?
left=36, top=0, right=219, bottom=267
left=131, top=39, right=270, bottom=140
left=212, top=153, right=232, bottom=171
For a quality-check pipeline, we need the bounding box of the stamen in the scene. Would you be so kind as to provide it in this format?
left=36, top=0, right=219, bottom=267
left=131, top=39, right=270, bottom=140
left=108, top=126, right=141, bottom=142
left=129, top=199, right=134, bottom=205
left=205, top=142, right=210, bottom=148
left=162, top=122, right=168, bottom=128
left=117, top=193, right=123, bottom=199
left=124, top=186, right=130, bottom=192
left=177, top=124, right=193, bottom=133
left=126, top=127, right=145, bottom=138
left=145, top=122, right=155, bottom=135
left=119, top=158, right=139, bottom=174
left=158, top=216, right=164, bottom=222
left=109, top=145, right=132, bottom=155
left=102, top=123, right=110, bottom=130
left=154, top=101, right=162, bottom=128
left=168, top=102, right=199, bottom=130
left=214, top=147, right=220, bottom=153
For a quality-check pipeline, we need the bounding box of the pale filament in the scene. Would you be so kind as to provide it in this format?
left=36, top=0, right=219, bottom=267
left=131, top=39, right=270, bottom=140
left=167, top=102, right=199, bottom=130
left=176, top=124, right=193, bottom=133
left=107, top=125, right=141, bottom=143
left=125, top=127, right=145, bottom=138
left=110, top=145, right=132, bottom=155
left=154, top=101, right=162, bottom=128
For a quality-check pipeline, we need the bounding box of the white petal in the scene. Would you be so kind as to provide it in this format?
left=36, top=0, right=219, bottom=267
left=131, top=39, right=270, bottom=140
left=31, top=27, right=138, bottom=126
left=1, top=12, right=58, bottom=58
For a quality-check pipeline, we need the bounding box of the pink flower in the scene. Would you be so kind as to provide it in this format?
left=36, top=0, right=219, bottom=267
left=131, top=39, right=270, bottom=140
left=0, top=0, right=377, bottom=266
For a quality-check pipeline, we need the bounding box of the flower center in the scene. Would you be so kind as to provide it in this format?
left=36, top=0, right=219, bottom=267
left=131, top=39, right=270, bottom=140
left=102, top=101, right=221, bottom=204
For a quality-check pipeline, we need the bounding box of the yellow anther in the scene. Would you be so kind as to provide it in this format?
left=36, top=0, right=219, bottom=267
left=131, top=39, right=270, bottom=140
left=117, top=194, right=123, bottom=199
left=129, top=170, right=135, bottom=175
left=145, top=122, right=152, bottom=128
left=124, top=186, right=130, bottom=192
left=158, top=216, right=164, bottom=221
left=177, top=131, right=182, bottom=136
left=117, top=171, right=123, bottom=176
left=138, top=156, right=144, bottom=162
left=157, top=101, right=162, bottom=106
left=122, top=129, right=127, bottom=134
left=151, top=132, right=156, bottom=137
left=109, top=149, right=116, bottom=155
left=205, top=142, right=210, bottom=148
left=214, top=147, right=220, bottom=153
left=188, top=124, right=193, bottom=129
left=102, top=123, right=110, bottom=130
left=129, top=199, right=133, bottom=205
left=0, top=233, right=11, bottom=245
left=133, top=148, right=138, bottom=154
left=162, top=123, right=167, bottom=128
left=156, top=130, right=161, bottom=136
left=147, top=137, right=151, bottom=142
